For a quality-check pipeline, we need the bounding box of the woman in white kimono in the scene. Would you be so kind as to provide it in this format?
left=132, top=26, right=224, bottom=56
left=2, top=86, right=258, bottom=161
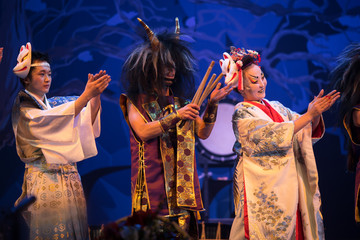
left=219, top=47, right=340, bottom=240
left=12, top=42, right=111, bottom=240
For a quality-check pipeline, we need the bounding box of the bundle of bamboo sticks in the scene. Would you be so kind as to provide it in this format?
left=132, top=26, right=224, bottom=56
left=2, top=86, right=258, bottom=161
left=181, top=61, right=223, bottom=130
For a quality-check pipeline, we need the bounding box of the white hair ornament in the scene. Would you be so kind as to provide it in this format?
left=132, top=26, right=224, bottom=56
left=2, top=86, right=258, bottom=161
left=13, top=42, right=50, bottom=79
left=219, top=46, right=261, bottom=91
left=13, top=42, right=32, bottom=79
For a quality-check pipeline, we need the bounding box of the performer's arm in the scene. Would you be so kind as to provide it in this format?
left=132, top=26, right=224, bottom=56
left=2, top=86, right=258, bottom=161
left=195, top=83, right=232, bottom=139
left=75, top=70, right=110, bottom=118
left=195, top=104, right=217, bottom=139
left=312, top=115, right=321, bottom=131
left=89, top=71, right=109, bottom=124
left=127, top=100, right=200, bottom=142
left=127, top=100, right=164, bottom=141
left=90, top=96, right=101, bottom=124
left=293, top=89, right=339, bottom=134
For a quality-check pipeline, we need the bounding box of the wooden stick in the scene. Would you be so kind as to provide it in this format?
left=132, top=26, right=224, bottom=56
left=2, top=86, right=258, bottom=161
left=180, top=61, right=215, bottom=130
left=198, top=73, right=224, bottom=106
left=210, top=73, right=224, bottom=93
left=192, top=61, right=215, bottom=104
left=197, top=73, right=216, bottom=106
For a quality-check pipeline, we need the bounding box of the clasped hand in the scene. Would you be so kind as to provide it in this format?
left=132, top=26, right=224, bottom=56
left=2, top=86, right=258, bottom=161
left=84, top=70, right=111, bottom=99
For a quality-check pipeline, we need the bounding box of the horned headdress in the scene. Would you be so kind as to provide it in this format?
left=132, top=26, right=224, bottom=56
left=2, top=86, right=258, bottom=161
left=121, top=17, right=196, bottom=101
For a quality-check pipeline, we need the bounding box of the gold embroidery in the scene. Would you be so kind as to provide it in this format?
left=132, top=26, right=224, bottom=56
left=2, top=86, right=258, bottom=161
left=132, top=142, right=149, bottom=212
left=140, top=98, right=200, bottom=215
left=159, top=111, right=181, bottom=132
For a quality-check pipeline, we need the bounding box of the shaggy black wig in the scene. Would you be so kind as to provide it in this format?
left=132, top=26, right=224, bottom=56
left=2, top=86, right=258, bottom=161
left=121, top=31, right=197, bottom=102
left=330, top=43, right=360, bottom=171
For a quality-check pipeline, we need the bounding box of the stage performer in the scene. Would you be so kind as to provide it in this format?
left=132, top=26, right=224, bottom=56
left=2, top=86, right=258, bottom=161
left=120, top=18, right=232, bottom=238
left=12, top=42, right=111, bottom=240
left=330, top=43, right=360, bottom=223
left=219, top=46, right=339, bottom=240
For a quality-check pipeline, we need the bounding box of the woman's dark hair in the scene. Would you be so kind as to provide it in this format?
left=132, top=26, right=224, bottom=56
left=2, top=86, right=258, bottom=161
left=241, top=55, right=257, bottom=70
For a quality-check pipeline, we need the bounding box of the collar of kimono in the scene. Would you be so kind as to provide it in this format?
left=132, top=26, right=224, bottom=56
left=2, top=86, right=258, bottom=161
left=245, top=99, right=284, bottom=122
left=24, top=89, right=50, bottom=110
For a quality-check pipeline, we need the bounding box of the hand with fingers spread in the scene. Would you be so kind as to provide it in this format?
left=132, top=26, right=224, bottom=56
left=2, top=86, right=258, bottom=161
left=177, top=103, right=200, bottom=120
left=294, top=89, right=340, bottom=134
left=307, top=89, right=340, bottom=118
left=323, top=89, right=341, bottom=111
left=209, top=83, right=234, bottom=105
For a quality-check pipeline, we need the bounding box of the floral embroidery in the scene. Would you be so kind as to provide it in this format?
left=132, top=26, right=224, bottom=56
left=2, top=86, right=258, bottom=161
left=243, top=121, right=290, bottom=169
left=248, top=182, right=292, bottom=240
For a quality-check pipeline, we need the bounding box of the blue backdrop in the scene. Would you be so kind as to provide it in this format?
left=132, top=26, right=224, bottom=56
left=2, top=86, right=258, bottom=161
left=1, top=0, right=360, bottom=239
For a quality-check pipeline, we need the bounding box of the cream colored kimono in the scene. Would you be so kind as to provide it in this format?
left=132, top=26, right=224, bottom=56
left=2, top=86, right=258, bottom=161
left=229, top=100, right=325, bottom=240
left=12, top=90, right=100, bottom=240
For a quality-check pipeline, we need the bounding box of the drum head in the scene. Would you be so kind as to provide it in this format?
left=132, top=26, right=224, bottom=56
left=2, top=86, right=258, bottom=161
left=197, top=101, right=237, bottom=162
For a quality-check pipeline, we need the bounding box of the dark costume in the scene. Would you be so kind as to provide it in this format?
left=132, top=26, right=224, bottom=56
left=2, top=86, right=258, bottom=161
left=120, top=18, right=218, bottom=238
left=330, top=43, right=360, bottom=222
left=343, top=105, right=360, bottom=222
left=120, top=94, right=204, bottom=236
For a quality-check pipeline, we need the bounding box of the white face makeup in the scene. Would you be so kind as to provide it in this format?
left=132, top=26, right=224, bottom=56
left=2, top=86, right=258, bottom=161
left=240, top=64, right=267, bottom=101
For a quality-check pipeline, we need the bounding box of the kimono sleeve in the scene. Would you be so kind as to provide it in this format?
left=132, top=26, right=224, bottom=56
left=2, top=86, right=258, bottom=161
left=19, top=101, right=100, bottom=164
left=278, top=103, right=325, bottom=144
left=232, top=103, right=295, bottom=159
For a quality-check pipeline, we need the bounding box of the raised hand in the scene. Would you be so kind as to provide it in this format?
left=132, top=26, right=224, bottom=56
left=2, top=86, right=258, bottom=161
left=177, top=103, right=200, bottom=120
left=323, top=89, right=341, bottom=111
left=92, top=69, right=107, bottom=81
left=84, top=70, right=111, bottom=99
left=209, top=83, right=234, bottom=104
left=307, top=89, right=340, bottom=118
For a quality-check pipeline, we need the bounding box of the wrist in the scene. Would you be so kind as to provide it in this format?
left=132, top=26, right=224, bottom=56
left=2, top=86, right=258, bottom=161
left=81, top=91, right=93, bottom=102
left=159, top=109, right=181, bottom=132
left=203, top=102, right=218, bottom=124
left=208, top=99, right=219, bottom=106
left=304, top=112, right=315, bottom=122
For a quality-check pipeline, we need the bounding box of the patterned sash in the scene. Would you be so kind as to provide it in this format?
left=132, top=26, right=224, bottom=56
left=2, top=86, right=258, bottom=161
left=143, top=98, right=198, bottom=214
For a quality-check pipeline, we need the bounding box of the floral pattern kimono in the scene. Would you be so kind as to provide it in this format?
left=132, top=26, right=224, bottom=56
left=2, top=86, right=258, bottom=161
left=229, top=99, right=325, bottom=240
left=12, top=90, right=101, bottom=240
